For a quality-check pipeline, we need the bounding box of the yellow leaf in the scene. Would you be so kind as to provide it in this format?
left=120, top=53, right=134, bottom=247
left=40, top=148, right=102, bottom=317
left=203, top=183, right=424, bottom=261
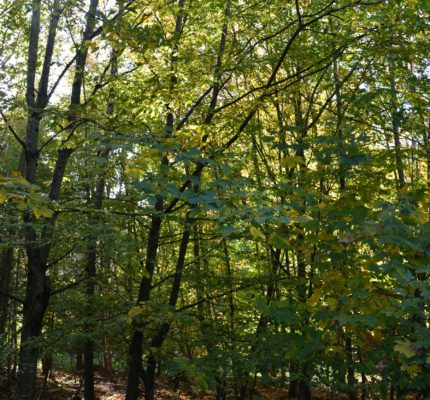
left=250, top=226, right=265, bottom=240
left=125, top=167, right=145, bottom=177
left=394, top=339, right=416, bottom=359
left=399, top=185, right=409, bottom=195
left=307, top=288, right=322, bottom=307
left=402, top=364, right=421, bottom=377
left=128, top=306, right=143, bottom=319
left=0, top=193, right=8, bottom=204
left=33, top=206, right=54, bottom=219
left=281, top=156, right=305, bottom=168
left=127, top=306, right=143, bottom=325
left=325, top=297, right=338, bottom=310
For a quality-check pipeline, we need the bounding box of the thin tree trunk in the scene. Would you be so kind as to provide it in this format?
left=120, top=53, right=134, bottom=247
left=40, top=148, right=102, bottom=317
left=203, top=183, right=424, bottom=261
left=388, top=61, right=405, bottom=189
left=127, top=1, right=188, bottom=398
left=0, top=246, right=13, bottom=336
left=126, top=0, right=230, bottom=396
left=333, top=39, right=356, bottom=400
left=83, top=48, right=117, bottom=400
left=291, top=89, right=311, bottom=400
left=125, top=198, right=164, bottom=400
left=143, top=210, right=193, bottom=400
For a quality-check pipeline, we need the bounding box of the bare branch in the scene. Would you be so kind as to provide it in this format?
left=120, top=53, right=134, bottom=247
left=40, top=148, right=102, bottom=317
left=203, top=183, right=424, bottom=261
left=0, top=287, right=24, bottom=304
left=51, top=275, right=88, bottom=296
left=0, top=109, right=25, bottom=148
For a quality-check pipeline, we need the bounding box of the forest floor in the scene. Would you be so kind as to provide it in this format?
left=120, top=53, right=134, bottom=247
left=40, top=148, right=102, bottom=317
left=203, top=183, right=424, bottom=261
left=0, top=372, right=361, bottom=399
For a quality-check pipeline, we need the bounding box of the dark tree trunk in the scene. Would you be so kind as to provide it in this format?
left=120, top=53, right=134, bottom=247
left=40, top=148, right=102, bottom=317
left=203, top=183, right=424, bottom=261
left=83, top=338, right=95, bottom=400
left=143, top=212, right=192, bottom=400
left=388, top=61, right=405, bottom=189
left=144, top=354, right=158, bottom=400
left=83, top=46, right=116, bottom=400
left=16, top=256, right=50, bottom=400
left=0, top=246, right=13, bottom=336
left=83, top=221, right=97, bottom=398
left=125, top=204, right=163, bottom=400
left=16, top=0, right=98, bottom=397
left=298, top=380, right=312, bottom=400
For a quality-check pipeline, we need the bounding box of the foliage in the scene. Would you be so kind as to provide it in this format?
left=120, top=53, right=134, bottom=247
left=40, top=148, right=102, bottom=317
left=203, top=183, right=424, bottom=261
left=0, top=0, right=429, bottom=399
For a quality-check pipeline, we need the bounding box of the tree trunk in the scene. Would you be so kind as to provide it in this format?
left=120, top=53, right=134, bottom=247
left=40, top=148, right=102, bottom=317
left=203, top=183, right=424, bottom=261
left=125, top=203, right=163, bottom=400
left=143, top=211, right=193, bottom=400
left=103, top=337, right=114, bottom=379
left=16, top=256, right=50, bottom=400
left=0, top=246, right=13, bottom=336
left=388, top=61, right=405, bottom=189
left=83, top=338, right=95, bottom=400
left=83, top=46, right=117, bottom=400
left=16, top=0, right=99, bottom=397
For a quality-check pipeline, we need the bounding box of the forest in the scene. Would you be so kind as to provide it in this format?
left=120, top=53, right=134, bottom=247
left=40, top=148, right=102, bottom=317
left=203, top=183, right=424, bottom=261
left=0, top=0, right=429, bottom=399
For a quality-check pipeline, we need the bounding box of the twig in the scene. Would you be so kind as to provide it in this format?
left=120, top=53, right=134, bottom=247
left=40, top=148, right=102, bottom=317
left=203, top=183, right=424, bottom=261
left=51, top=276, right=88, bottom=296
left=46, top=243, right=78, bottom=268
left=0, top=288, right=24, bottom=304
left=0, top=109, right=25, bottom=148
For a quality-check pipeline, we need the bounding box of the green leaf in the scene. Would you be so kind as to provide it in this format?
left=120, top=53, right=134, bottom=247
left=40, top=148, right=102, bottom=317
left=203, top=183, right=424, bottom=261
left=394, top=339, right=416, bottom=359
left=0, top=193, right=9, bottom=204
left=415, top=264, right=430, bottom=274
left=127, top=306, right=143, bottom=325
left=33, top=206, right=54, bottom=219
left=250, top=226, right=265, bottom=240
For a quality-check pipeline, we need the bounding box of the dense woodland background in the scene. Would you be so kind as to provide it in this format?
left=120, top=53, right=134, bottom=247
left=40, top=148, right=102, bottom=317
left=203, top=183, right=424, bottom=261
left=0, top=0, right=429, bottom=399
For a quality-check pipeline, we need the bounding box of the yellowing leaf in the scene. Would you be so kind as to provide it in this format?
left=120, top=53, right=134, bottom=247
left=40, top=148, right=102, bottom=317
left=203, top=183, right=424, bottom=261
left=250, top=226, right=265, bottom=240
left=127, top=306, right=143, bottom=325
left=325, top=297, right=338, bottom=310
left=33, top=206, right=54, bottom=219
left=402, top=364, right=421, bottom=377
left=394, top=339, right=416, bottom=359
left=295, top=215, right=313, bottom=224
left=281, top=156, right=305, bottom=168
left=10, top=171, right=29, bottom=185
left=0, top=193, right=9, bottom=204
left=125, top=167, right=145, bottom=177
left=361, top=331, right=381, bottom=351
left=128, top=306, right=143, bottom=319
left=399, top=185, right=409, bottom=195
left=307, top=288, right=322, bottom=307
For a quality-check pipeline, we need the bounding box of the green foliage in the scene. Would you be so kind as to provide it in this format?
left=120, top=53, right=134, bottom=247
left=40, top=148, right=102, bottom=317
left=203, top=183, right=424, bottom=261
left=0, top=0, right=429, bottom=398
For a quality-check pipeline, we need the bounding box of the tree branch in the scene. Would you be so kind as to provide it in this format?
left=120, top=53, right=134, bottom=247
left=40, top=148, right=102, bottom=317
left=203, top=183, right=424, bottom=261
left=0, top=109, right=25, bottom=148
left=0, top=287, right=24, bottom=304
